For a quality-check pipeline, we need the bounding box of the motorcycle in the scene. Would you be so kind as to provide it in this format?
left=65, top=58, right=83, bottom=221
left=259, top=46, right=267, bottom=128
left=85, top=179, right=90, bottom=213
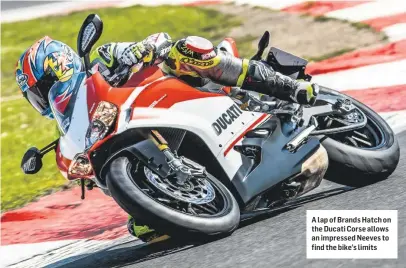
left=21, top=14, right=400, bottom=238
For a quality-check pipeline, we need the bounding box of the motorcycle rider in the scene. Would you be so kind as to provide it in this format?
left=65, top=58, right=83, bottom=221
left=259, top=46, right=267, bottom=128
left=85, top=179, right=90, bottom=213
left=15, top=34, right=318, bottom=242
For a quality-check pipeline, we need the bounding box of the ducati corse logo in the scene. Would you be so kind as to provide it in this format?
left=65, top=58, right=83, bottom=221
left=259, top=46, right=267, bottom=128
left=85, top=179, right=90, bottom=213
left=212, top=104, right=243, bottom=136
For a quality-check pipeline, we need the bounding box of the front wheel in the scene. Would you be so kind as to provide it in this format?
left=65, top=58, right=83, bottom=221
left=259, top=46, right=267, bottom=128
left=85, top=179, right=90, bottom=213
left=106, top=156, right=240, bottom=238
left=317, top=87, right=400, bottom=186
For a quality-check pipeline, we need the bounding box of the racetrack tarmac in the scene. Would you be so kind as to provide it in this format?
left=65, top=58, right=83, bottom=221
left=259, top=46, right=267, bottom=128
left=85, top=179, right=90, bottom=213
left=56, top=130, right=406, bottom=268
left=0, top=1, right=54, bottom=11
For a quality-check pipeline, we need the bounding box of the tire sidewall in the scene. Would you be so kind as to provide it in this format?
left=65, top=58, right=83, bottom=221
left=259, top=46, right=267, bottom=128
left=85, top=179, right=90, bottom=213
left=319, top=88, right=400, bottom=179
left=107, top=156, right=240, bottom=236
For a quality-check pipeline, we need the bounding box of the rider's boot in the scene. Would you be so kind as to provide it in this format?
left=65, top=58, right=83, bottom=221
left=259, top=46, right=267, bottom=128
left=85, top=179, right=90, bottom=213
left=127, top=216, right=169, bottom=243
left=241, top=60, right=319, bottom=105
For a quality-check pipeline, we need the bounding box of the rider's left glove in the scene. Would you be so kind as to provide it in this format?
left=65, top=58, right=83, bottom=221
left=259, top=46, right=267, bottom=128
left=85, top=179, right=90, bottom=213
left=118, top=42, right=155, bottom=67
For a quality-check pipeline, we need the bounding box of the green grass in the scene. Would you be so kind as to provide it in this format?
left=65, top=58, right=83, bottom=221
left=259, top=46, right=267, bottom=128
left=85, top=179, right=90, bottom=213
left=1, top=98, right=68, bottom=211
left=313, top=15, right=335, bottom=23
left=1, top=5, right=241, bottom=211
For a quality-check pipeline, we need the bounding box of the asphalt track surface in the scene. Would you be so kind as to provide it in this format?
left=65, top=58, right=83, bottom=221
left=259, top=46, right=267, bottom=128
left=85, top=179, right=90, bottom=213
left=52, top=130, right=406, bottom=268
left=0, top=1, right=53, bottom=11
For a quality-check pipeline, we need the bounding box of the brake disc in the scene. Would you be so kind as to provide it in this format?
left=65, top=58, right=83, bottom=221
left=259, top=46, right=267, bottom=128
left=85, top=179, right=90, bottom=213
left=144, top=167, right=215, bottom=205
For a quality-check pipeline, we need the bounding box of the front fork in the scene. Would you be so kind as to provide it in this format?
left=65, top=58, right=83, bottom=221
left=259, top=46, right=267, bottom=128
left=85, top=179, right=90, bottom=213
left=148, top=130, right=205, bottom=184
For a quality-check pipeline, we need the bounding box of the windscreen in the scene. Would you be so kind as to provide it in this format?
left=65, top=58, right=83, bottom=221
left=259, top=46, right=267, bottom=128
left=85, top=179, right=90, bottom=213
left=48, top=72, right=87, bottom=134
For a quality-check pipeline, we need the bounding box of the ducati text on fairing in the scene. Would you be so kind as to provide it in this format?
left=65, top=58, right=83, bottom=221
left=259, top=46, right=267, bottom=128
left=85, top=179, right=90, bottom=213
left=212, top=104, right=243, bottom=135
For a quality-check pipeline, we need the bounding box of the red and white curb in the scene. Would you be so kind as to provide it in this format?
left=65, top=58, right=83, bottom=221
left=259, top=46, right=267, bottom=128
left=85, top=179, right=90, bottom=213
left=2, top=1, right=406, bottom=267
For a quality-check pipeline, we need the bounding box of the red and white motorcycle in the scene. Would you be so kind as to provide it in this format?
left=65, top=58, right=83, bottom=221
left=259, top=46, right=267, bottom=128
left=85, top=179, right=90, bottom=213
left=22, top=14, right=399, bottom=238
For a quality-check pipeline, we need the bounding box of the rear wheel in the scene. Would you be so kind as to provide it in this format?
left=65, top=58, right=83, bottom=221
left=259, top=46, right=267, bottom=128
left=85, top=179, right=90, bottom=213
left=317, top=88, right=400, bottom=186
left=106, top=156, right=240, bottom=238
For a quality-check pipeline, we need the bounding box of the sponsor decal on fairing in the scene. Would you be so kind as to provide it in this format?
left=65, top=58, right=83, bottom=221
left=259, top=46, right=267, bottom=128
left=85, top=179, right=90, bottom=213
left=212, top=104, right=243, bottom=135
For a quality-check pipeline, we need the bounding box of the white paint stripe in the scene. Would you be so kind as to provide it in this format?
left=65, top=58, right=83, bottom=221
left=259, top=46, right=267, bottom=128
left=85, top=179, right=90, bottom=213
left=382, top=23, right=406, bottom=42
left=379, top=110, right=406, bottom=134
left=312, top=59, right=406, bottom=91
left=1, top=236, right=136, bottom=268
left=0, top=240, right=77, bottom=267
left=326, top=1, right=406, bottom=22
left=232, top=0, right=307, bottom=10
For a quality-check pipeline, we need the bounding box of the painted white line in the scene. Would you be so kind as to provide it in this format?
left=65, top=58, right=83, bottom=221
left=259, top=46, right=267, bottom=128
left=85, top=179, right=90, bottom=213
left=379, top=109, right=406, bottom=134
left=326, top=1, right=406, bottom=22
left=232, top=0, right=307, bottom=10
left=382, top=23, right=406, bottom=42
left=0, top=240, right=77, bottom=267
left=312, top=59, right=406, bottom=91
left=1, top=236, right=136, bottom=268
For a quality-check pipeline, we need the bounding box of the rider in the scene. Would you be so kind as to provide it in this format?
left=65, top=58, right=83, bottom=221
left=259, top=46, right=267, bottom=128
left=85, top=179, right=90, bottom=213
left=15, top=34, right=318, bottom=242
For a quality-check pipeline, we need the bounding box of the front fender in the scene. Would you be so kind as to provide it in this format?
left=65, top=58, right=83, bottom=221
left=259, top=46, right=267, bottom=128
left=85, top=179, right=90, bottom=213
left=99, top=139, right=171, bottom=185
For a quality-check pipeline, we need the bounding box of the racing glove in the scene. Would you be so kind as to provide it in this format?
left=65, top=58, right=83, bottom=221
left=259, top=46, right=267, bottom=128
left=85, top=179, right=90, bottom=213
left=118, top=42, right=155, bottom=68
left=241, top=60, right=318, bottom=105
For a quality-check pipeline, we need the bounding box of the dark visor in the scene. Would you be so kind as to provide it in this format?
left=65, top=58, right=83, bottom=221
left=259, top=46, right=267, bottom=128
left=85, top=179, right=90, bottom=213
left=23, top=73, right=57, bottom=115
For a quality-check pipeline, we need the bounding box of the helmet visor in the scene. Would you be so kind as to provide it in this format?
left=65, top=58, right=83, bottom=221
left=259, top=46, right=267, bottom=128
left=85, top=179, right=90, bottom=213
left=24, top=73, right=56, bottom=116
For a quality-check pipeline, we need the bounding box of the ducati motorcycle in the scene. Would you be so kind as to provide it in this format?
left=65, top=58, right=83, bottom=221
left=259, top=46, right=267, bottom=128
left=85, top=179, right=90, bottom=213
left=22, top=14, right=400, bottom=238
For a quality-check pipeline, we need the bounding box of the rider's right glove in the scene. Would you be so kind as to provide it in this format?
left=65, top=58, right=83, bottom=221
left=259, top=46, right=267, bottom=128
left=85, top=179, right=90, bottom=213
left=118, top=42, right=155, bottom=68
left=292, top=81, right=319, bottom=106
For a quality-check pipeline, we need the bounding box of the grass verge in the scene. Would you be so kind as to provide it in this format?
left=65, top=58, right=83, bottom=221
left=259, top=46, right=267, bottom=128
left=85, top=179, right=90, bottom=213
left=1, top=5, right=241, bottom=211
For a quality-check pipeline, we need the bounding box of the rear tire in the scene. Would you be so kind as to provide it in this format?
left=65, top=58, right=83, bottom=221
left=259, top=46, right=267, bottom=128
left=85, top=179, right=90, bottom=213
left=106, top=156, right=240, bottom=238
left=319, top=88, right=400, bottom=186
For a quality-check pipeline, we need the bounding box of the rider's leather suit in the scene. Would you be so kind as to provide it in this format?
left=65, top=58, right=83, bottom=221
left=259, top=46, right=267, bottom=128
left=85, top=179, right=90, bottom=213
left=90, top=33, right=317, bottom=105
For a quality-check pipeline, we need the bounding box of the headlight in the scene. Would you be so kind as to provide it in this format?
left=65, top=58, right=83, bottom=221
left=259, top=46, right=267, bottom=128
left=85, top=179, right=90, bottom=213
left=85, top=101, right=118, bottom=149
left=68, top=153, right=93, bottom=180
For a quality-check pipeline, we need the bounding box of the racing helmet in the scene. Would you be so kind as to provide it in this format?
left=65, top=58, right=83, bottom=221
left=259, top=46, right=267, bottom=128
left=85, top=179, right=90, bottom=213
left=15, top=36, right=83, bottom=119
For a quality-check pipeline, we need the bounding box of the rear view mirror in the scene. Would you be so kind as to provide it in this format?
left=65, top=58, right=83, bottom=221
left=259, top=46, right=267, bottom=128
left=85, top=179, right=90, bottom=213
left=21, top=147, right=43, bottom=174
left=77, top=14, right=103, bottom=57
left=251, top=31, right=270, bottom=61
left=258, top=30, right=270, bottom=52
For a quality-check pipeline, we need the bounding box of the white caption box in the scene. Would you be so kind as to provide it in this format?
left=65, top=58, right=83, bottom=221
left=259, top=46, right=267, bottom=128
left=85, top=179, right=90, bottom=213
left=307, top=210, right=397, bottom=259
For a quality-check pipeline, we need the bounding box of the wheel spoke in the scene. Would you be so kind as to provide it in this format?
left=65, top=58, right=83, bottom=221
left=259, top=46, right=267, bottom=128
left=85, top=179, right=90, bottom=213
left=187, top=203, right=198, bottom=215
left=194, top=203, right=217, bottom=215
left=351, top=135, right=373, bottom=147
left=353, top=130, right=369, bottom=140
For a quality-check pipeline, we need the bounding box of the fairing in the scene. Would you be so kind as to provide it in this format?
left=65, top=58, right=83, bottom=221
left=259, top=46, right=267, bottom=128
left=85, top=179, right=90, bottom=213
left=50, top=72, right=90, bottom=163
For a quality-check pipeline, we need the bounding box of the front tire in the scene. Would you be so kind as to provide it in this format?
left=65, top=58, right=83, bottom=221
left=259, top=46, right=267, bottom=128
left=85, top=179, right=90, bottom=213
left=319, top=88, right=400, bottom=186
left=106, top=156, right=240, bottom=238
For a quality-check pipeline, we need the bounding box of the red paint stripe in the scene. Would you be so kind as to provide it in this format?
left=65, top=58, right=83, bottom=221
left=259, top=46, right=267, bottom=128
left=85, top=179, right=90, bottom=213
left=282, top=1, right=368, bottom=16
left=343, top=84, right=406, bottom=113
left=1, top=187, right=127, bottom=245
left=223, top=114, right=269, bottom=156
left=364, top=12, right=406, bottom=31
left=307, top=40, right=406, bottom=75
